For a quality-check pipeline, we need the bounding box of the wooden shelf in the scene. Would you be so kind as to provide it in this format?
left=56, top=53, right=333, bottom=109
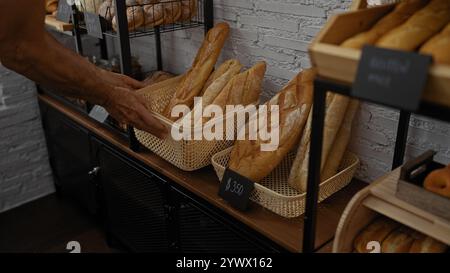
left=45, top=15, right=73, bottom=32
left=333, top=168, right=450, bottom=252
left=367, top=169, right=450, bottom=245
left=38, top=93, right=366, bottom=253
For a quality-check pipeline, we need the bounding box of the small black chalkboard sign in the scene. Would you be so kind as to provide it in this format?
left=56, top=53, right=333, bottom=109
left=352, top=46, right=432, bottom=112
left=56, top=0, right=72, bottom=23
left=89, top=105, right=109, bottom=123
left=84, top=12, right=104, bottom=39
left=218, top=169, right=255, bottom=211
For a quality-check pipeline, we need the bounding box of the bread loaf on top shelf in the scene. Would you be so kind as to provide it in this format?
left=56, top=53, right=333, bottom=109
left=341, top=0, right=428, bottom=49
left=376, top=0, right=450, bottom=50
left=420, top=23, right=450, bottom=65
left=228, top=69, right=314, bottom=183
left=163, top=22, right=230, bottom=120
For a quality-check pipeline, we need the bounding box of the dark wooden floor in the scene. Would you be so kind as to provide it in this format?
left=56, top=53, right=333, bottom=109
left=0, top=194, right=121, bottom=253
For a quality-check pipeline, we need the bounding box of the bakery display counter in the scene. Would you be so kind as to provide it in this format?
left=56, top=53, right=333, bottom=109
left=38, top=93, right=366, bottom=253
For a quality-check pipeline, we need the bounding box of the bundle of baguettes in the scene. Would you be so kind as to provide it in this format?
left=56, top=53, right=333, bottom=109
left=376, top=0, right=450, bottom=50
left=228, top=69, right=314, bottom=183
left=341, top=0, right=428, bottom=49
left=180, top=59, right=243, bottom=126
left=420, top=22, right=450, bottom=65
left=210, top=61, right=266, bottom=114
left=163, top=22, right=230, bottom=121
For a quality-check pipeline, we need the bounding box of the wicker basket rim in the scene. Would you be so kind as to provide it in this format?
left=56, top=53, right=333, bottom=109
left=212, top=146, right=360, bottom=200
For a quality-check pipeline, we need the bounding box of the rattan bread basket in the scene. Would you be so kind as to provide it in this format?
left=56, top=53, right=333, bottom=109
left=134, top=76, right=255, bottom=171
left=211, top=147, right=360, bottom=218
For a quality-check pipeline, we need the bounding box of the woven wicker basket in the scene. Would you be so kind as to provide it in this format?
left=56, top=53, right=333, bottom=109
left=211, top=147, right=360, bottom=218
left=134, top=76, right=254, bottom=171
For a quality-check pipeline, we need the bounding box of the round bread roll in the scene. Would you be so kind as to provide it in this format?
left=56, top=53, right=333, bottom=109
left=161, top=0, right=182, bottom=25
left=98, top=0, right=114, bottom=22
left=142, top=3, right=164, bottom=27
left=179, top=0, right=198, bottom=21
left=112, top=6, right=145, bottom=32
left=424, top=164, right=450, bottom=198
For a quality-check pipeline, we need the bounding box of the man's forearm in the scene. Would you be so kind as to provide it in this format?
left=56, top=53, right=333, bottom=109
left=1, top=31, right=112, bottom=105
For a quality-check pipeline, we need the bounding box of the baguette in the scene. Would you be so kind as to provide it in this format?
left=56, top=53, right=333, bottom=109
left=179, top=0, right=198, bottom=21
left=321, top=100, right=360, bottom=180
left=353, top=217, right=400, bottom=253
left=381, top=226, right=415, bottom=253
left=420, top=23, right=450, bottom=65
left=161, top=0, right=182, bottom=25
left=228, top=69, right=315, bottom=183
left=210, top=61, right=266, bottom=112
left=201, top=59, right=242, bottom=96
left=377, top=0, right=450, bottom=50
left=202, top=60, right=242, bottom=106
left=341, top=0, right=428, bottom=49
left=163, top=23, right=230, bottom=120
left=142, top=3, right=165, bottom=28
left=288, top=94, right=350, bottom=192
left=181, top=59, right=242, bottom=126
left=112, top=6, right=145, bottom=32
left=409, top=234, right=448, bottom=253
left=142, top=71, right=174, bottom=86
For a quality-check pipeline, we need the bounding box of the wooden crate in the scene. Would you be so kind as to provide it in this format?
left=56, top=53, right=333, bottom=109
left=309, top=4, right=450, bottom=109
left=333, top=168, right=450, bottom=253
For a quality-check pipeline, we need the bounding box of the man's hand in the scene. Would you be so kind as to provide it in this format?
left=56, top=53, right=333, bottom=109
left=104, top=86, right=168, bottom=139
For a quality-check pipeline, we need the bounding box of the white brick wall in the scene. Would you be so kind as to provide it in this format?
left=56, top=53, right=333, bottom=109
left=128, top=0, right=450, bottom=182
left=0, top=65, right=55, bottom=213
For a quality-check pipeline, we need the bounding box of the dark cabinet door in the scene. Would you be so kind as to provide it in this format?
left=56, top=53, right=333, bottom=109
left=173, top=190, right=275, bottom=253
left=98, top=146, right=170, bottom=252
left=39, top=101, right=97, bottom=214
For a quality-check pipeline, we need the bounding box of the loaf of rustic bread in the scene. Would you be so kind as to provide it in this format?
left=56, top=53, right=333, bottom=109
left=163, top=22, right=230, bottom=120
left=341, top=0, right=428, bottom=49
left=353, top=217, right=400, bottom=253
left=420, top=23, right=450, bottom=65
left=228, top=69, right=314, bottom=183
left=377, top=0, right=450, bottom=50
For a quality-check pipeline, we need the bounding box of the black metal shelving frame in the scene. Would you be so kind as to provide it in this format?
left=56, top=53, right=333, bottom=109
left=302, top=76, right=450, bottom=253
left=44, top=0, right=214, bottom=149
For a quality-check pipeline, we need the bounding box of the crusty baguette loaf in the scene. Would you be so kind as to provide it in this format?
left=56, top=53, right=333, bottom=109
left=341, top=0, right=428, bottom=49
left=211, top=61, right=266, bottom=111
left=179, top=0, right=198, bottom=21
left=228, top=69, right=315, bottom=183
left=288, top=93, right=335, bottom=191
left=409, top=234, right=448, bottom=253
left=161, top=0, right=182, bottom=25
left=180, top=59, right=242, bottom=126
left=288, top=93, right=350, bottom=192
left=142, top=3, right=165, bottom=28
left=381, top=226, right=415, bottom=253
left=163, top=22, right=230, bottom=120
left=353, top=217, right=400, bottom=253
left=420, top=23, right=450, bottom=65
left=377, top=0, right=450, bottom=50
left=201, top=59, right=242, bottom=96
left=321, top=100, right=360, bottom=180
left=112, top=6, right=145, bottom=32
left=202, top=60, right=242, bottom=106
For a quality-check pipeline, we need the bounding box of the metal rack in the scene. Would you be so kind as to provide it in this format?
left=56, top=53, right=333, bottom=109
left=302, top=76, right=450, bottom=253
left=47, top=0, right=214, bottom=149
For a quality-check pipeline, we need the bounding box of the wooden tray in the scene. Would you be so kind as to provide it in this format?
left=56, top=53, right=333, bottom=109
left=333, top=168, right=450, bottom=253
left=309, top=4, right=450, bottom=109
left=45, top=15, right=73, bottom=32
